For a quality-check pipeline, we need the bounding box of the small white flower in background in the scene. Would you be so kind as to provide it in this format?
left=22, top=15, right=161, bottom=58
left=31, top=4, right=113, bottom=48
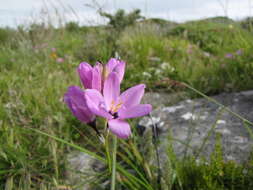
left=142, top=72, right=152, bottom=78
left=228, top=24, right=234, bottom=29
left=155, top=69, right=162, bottom=75
left=203, top=52, right=210, bottom=57
left=160, top=62, right=175, bottom=72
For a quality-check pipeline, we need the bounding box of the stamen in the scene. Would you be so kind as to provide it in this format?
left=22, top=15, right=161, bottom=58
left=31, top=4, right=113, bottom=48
left=111, top=101, right=123, bottom=113
left=110, top=100, right=115, bottom=111
left=115, top=102, right=123, bottom=110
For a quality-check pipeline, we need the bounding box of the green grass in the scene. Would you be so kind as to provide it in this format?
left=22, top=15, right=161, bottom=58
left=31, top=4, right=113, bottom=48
left=165, top=134, right=253, bottom=190
left=0, top=16, right=253, bottom=189
left=119, top=20, right=253, bottom=94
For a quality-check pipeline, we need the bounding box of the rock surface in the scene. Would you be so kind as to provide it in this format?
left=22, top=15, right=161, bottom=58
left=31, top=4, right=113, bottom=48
left=139, top=90, right=253, bottom=164
left=66, top=90, right=253, bottom=189
left=66, top=151, right=105, bottom=190
left=142, top=91, right=186, bottom=107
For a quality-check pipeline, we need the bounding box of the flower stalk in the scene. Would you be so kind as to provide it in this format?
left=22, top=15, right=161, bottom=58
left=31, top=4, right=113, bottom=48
left=149, top=113, right=162, bottom=190
left=111, top=134, right=118, bottom=190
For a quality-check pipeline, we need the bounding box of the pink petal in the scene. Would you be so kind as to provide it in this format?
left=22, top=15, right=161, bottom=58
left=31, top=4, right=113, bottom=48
left=119, top=84, right=145, bottom=109
left=106, top=58, right=118, bottom=73
left=85, top=89, right=112, bottom=119
left=92, top=66, right=102, bottom=92
left=64, top=86, right=95, bottom=123
left=103, top=72, right=120, bottom=110
left=95, top=62, right=103, bottom=74
left=106, top=58, right=125, bottom=82
left=56, top=57, right=64, bottom=63
left=78, top=62, right=93, bottom=89
left=112, top=60, right=125, bottom=82
left=108, top=119, right=131, bottom=139
left=118, top=104, right=152, bottom=119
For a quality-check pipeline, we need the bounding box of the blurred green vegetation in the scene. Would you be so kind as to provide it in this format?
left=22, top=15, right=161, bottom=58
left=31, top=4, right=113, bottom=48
left=0, top=12, right=253, bottom=189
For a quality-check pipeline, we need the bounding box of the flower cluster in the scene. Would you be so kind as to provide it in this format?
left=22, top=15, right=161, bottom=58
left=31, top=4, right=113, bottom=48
left=224, top=49, right=243, bottom=59
left=64, top=58, right=152, bottom=139
left=50, top=48, right=65, bottom=63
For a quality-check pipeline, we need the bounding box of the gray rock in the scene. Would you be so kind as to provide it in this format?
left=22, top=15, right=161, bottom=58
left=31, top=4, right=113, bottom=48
left=139, top=90, right=253, bottom=164
left=66, top=151, right=105, bottom=190
left=65, top=90, right=253, bottom=189
left=142, top=92, right=186, bottom=108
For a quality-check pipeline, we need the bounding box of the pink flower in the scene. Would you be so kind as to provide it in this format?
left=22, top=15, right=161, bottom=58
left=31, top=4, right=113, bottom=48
left=236, top=49, right=243, bottom=55
left=78, top=62, right=102, bottom=92
left=225, top=53, right=233, bottom=59
left=78, top=58, right=125, bottom=92
left=56, top=57, right=64, bottom=63
left=104, top=58, right=125, bottom=82
left=64, top=86, right=95, bottom=124
left=85, top=72, right=152, bottom=139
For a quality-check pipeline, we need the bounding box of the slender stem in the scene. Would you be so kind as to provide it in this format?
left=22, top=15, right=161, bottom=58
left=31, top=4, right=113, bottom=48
left=149, top=113, right=162, bottom=190
left=105, top=132, right=112, bottom=172
left=111, top=135, right=118, bottom=190
left=105, top=121, right=112, bottom=172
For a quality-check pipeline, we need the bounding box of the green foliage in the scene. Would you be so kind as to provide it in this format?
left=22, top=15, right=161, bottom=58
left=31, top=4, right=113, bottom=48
left=0, top=13, right=253, bottom=189
left=166, top=134, right=253, bottom=190
left=65, top=21, right=80, bottom=32
left=240, top=17, right=253, bottom=31
left=118, top=23, right=253, bottom=94
left=100, top=9, right=144, bottom=32
left=0, top=28, right=11, bottom=44
left=74, top=27, right=115, bottom=63
left=168, top=20, right=252, bottom=55
left=99, top=9, right=145, bottom=54
left=201, top=16, right=235, bottom=24
left=170, top=157, right=253, bottom=190
left=143, top=18, right=177, bottom=27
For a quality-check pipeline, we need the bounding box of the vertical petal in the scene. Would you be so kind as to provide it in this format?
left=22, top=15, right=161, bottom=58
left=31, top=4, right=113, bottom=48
left=118, top=104, right=152, bottom=119
left=64, top=86, right=95, bottom=123
left=106, top=58, right=118, bottom=73
left=78, top=62, right=93, bottom=89
left=103, top=72, right=120, bottom=110
left=92, top=66, right=102, bottom=92
left=85, top=89, right=113, bottom=119
left=108, top=119, right=131, bottom=139
left=106, top=58, right=125, bottom=83
left=119, top=84, right=145, bottom=109
left=95, top=61, right=103, bottom=73
left=113, top=60, right=125, bottom=83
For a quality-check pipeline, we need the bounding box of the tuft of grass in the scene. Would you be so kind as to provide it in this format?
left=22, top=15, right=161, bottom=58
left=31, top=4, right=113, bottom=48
left=168, top=20, right=253, bottom=55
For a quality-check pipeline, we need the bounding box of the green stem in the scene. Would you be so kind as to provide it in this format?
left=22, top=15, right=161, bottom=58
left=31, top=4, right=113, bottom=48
left=111, top=135, right=118, bottom=190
